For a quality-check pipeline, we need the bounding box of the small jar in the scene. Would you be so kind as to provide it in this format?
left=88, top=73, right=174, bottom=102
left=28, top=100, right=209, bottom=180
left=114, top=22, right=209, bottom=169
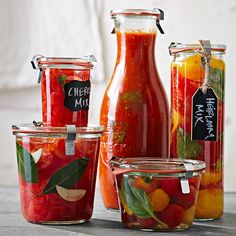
left=169, top=42, right=226, bottom=220
left=110, top=157, right=205, bottom=231
left=31, top=55, right=96, bottom=127
left=12, top=123, right=103, bottom=224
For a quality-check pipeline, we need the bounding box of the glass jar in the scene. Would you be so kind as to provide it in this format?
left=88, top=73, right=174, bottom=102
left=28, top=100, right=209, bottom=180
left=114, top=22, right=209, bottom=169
left=169, top=42, right=226, bottom=220
left=99, top=9, right=169, bottom=210
left=31, top=55, right=96, bottom=127
left=12, top=123, right=103, bottom=224
left=110, top=157, right=205, bottom=231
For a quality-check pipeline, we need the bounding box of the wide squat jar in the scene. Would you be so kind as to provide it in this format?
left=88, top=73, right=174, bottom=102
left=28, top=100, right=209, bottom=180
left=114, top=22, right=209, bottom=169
left=12, top=124, right=103, bottom=224
left=31, top=55, right=96, bottom=127
left=169, top=42, right=226, bottom=220
left=110, top=157, right=205, bottom=231
left=99, top=9, right=169, bottom=210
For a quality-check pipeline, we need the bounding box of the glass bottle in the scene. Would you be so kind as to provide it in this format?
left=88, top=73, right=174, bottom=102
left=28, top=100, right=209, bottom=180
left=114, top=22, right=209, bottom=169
left=99, top=9, right=169, bottom=210
left=31, top=55, right=96, bottom=127
left=169, top=42, right=226, bottom=220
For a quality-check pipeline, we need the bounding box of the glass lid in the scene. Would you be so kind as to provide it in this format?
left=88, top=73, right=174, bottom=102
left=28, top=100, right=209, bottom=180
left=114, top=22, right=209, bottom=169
left=110, top=157, right=206, bottom=174
left=169, top=42, right=226, bottom=55
left=111, top=8, right=164, bottom=20
left=31, top=55, right=97, bottom=70
left=12, top=122, right=104, bottom=135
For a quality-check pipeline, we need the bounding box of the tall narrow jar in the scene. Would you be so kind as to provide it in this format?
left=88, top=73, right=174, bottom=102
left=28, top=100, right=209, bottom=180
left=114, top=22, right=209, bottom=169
left=99, top=9, right=169, bottom=210
left=169, top=42, right=226, bottom=220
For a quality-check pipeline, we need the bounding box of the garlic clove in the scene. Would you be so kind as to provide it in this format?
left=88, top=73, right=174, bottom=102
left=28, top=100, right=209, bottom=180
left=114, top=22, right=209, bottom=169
left=31, top=148, right=42, bottom=163
left=56, top=185, right=86, bottom=202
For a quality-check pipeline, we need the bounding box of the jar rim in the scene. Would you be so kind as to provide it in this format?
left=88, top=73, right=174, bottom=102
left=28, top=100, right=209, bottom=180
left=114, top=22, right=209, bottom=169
left=31, top=55, right=97, bottom=70
left=111, top=8, right=164, bottom=20
left=12, top=123, right=104, bottom=136
left=110, top=157, right=205, bottom=174
left=169, top=42, right=226, bottom=55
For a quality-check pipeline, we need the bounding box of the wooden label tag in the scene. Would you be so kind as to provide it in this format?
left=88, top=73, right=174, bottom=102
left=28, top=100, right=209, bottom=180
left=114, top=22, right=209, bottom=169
left=191, top=88, right=218, bottom=141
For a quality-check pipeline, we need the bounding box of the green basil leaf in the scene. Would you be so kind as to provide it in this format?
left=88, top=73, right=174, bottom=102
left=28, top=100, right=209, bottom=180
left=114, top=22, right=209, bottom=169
left=57, top=77, right=63, bottom=85
left=121, top=91, right=143, bottom=109
left=109, top=121, right=128, bottom=144
left=121, top=178, right=168, bottom=227
left=57, top=74, right=67, bottom=86
left=143, top=176, right=152, bottom=183
left=121, top=180, right=148, bottom=218
left=208, top=66, right=224, bottom=101
left=121, top=91, right=142, bottom=102
left=130, top=184, right=157, bottom=219
left=177, top=127, right=202, bottom=159
left=16, top=142, right=38, bottom=183
left=42, top=157, right=89, bottom=194
left=122, top=178, right=154, bottom=218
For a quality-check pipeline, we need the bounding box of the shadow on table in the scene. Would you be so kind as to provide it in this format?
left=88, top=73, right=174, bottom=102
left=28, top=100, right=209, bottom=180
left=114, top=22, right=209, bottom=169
left=42, top=213, right=236, bottom=236
left=191, top=212, right=236, bottom=235
left=46, top=219, right=131, bottom=236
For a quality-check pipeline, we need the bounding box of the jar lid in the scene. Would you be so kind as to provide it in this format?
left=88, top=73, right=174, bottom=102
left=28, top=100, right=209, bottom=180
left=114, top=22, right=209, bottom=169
left=12, top=123, right=104, bottom=136
left=110, top=157, right=205, bottom=176
left=169, top=42, right=226, bottom=55
left=111, top=8, right=164, bottom=21
left=31, top=55, right=97, bottom=70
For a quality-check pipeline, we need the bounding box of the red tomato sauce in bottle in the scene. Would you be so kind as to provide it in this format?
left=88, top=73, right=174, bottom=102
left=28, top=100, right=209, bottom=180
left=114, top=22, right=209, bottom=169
left=99, top=9, right=169, bottom=210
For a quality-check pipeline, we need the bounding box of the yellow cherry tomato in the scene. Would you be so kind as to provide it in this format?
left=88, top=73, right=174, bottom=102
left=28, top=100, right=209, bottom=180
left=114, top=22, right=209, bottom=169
left=182, top=205, right=195, bottom=225
left=149, top=189, right=170, bottom=212
left=119, top=191, right=133, bottom=216
left=210, top=57, right=225, bottom=70
left=174, top=54, right=204, bottom=82
left=171, top=110, right=183, bottom=134
left=200, top=171, right=222, bottom=187
left=195, top=189, right=223, bottom=219
left=175, top=54, right=224, bottom=82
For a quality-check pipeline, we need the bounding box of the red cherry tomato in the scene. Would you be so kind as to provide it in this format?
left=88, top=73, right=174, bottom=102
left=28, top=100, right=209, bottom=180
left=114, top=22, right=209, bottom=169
left=161, top=178, right=181, bottom=197
left=158, top=203, right=184, bottom=228
left=136, top=217, right=156, bottom=228
left=174, top=185, right=196, bottom=209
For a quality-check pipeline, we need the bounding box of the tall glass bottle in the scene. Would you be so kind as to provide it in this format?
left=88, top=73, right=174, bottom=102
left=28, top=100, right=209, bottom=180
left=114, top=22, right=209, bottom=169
left=169, top=42, right=226, bottom=220
left=99, top=9, right=169, bottom=210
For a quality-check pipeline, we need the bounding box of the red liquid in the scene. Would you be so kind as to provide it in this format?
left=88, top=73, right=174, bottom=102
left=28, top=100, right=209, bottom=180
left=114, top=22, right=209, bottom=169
left=99, top=31, right=169, bottom=210
left=17, top=137, right=100, bottom=223
left=41, top=68, right=90, bottom=126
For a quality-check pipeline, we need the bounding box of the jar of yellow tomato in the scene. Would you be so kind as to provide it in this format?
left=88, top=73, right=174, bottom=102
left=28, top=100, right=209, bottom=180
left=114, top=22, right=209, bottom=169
left=169, top=41, right=226, bottom=220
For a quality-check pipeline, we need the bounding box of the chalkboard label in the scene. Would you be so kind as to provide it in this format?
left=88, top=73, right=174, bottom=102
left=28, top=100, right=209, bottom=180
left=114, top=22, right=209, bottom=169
left=191, top=88, right=218, bottom=141
left=64, top=80, right=91, bottom=111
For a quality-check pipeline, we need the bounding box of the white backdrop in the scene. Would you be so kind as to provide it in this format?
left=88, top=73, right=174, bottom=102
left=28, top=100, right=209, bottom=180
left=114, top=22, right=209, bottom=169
left=0, top=0, right=236, bottom=191
left=0, top=0, right=104, bottom=88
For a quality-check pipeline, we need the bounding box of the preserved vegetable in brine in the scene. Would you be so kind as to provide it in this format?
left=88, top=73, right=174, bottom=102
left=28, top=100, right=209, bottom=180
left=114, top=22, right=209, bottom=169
left=31, top=55, right=96, bottom=127
left=12, top=125, right=103, bottom=224
left=110, top=157, right=205, bottom=231
left=169, top=41, right=226, bottom=220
